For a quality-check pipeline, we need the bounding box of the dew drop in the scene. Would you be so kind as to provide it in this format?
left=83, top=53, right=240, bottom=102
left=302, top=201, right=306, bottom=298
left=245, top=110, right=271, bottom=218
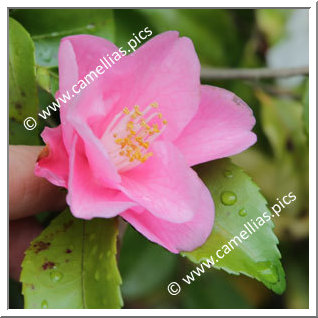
left=256, top=261, right=278, bottom=284
left=50, top=271, right=63, bottom=283
left=238, top=208, right=247, bottom=217
left=94, top=270, right=101, bottom=281
left=221, top=191, right=237, bottom=206
left=41, top=300, right=48, bottom=308
left=223, top=170, right=233, bottom=178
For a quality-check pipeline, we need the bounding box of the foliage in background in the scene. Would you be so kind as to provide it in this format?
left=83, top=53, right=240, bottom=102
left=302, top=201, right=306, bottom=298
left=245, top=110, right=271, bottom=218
left=9, top=8, right=309, bottom=309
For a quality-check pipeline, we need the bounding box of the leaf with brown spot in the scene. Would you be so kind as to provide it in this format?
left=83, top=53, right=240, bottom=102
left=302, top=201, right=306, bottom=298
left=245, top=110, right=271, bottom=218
left=20, top=208, right=123, bottom=309
left=42, top=261, right=55, bottom=270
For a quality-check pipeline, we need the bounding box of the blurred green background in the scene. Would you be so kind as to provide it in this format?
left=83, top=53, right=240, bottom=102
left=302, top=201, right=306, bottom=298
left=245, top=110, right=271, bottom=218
left=9, top=8, right=309, bottom=309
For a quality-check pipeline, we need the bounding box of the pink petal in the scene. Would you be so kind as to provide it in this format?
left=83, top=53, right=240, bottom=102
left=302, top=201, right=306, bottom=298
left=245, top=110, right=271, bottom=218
left=121, top=201, right=214, bottom=253
left=175, top=85, right=257, bottom=166
left=99, top=31, right=201, bottom=141
left=57, top=35, right=119, bottom=150
left=58, top=35, right=124, bottom=187
left=58, top=34, right=118, bottom=93
left=66, top=135, right=137, bottom=220
left=34, top=126, right=68, bottom=188
left=68, top=108, right=121, bottom=188
left=119, top=141, right=214, bottom=224
left=57, top=32, right=201, bottom=182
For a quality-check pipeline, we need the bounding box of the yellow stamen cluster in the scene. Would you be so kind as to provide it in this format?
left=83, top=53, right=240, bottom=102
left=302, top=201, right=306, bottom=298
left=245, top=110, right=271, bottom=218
left=113, top=103, right=167, bottom=164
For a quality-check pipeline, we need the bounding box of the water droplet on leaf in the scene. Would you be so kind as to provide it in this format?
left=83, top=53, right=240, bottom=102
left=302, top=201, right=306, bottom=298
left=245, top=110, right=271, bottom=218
left=41, top=300, right=48, bottom=308
left=50, top=271, right=63, bottom=282
left=221, top=191, right=237, bottom=205
left=238, top=208, right=247, bottom=216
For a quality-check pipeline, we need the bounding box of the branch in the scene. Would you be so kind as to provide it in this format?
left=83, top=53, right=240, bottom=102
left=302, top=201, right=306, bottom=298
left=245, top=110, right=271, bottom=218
left=200, top=66, right=309, bottom=80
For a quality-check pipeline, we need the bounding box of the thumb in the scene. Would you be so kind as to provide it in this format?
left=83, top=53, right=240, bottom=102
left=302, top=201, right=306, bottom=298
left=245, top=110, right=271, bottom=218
left=9, top=145, right=67, bottom=220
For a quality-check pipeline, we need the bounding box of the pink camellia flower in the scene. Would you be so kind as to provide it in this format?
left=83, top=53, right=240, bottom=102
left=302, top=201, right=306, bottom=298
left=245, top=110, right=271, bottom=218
left=35, top=31, right=256, bottom=253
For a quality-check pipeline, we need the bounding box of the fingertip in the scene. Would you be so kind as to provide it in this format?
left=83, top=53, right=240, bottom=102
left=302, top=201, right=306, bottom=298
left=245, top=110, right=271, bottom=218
left=9, top=146, right=67, bottom=220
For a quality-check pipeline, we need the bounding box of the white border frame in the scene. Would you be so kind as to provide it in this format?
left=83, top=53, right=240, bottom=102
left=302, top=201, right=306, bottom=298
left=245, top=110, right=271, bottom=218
left=3, top=1, right=316, bottom=316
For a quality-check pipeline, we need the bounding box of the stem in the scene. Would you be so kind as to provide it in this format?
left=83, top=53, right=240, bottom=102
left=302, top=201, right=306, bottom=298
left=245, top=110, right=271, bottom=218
left=201, top=66, right=309, bottom=80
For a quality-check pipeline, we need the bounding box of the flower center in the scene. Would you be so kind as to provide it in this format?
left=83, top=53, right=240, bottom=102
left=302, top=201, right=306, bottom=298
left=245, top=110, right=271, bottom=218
left=103, top=102, right=167, bottom=172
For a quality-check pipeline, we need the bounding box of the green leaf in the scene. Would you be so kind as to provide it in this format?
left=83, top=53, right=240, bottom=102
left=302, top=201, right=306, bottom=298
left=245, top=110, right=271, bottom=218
left=20, top=209, right=123, bottom=309
left=36, top=66, right=59, bottom=97
left=257, top=89, right=307, bottom=160
left=11, top=9, right=115, bottom=67
left=9, top=17, right=39, bottom=145
left=119, top=225, right=177, bottom=300
left=184, top=159, right=286, bottom=295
